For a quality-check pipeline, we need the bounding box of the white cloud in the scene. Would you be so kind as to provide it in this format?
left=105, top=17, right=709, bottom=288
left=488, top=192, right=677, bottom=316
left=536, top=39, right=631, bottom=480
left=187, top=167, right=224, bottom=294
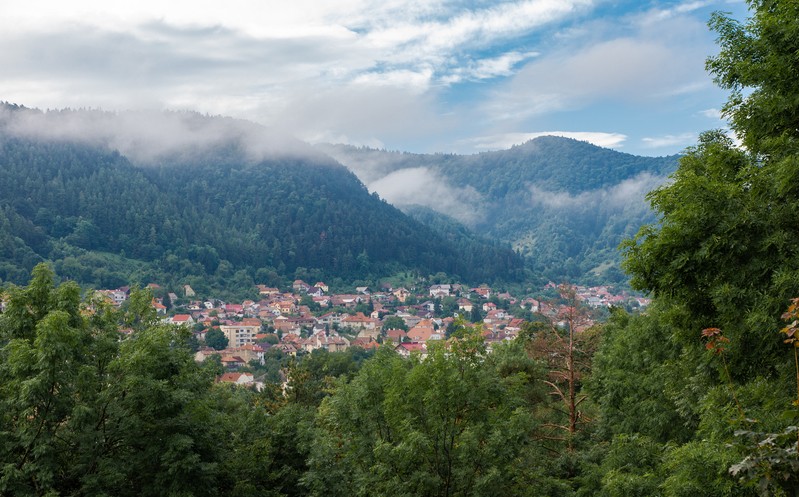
left=529, top=172, right=666, bottom=211
left=483, top=8, right=714, bottom=126
left=364, top=0, right=591, bottom=53
left=442, top=51, right=540, bottom=83
left=489, top=38, right=702, bottom=122
left=368, top=167, right=486, bottom=225
left=635, top=0, right=713, bottom=26
left=699, top=108, right=723, bottom=119
left=0, top=0, right=599, bottom=151
left=641, top=133, right=696, bottom=149
left=271, top=82, right=452, bottom=148
left=0, top=0, right=745, bottom=156
left=352, top=68, right=434, bottom=92
left=0, top=105, right=316, bottom=165
left=465, top=131, right=627, bottom=150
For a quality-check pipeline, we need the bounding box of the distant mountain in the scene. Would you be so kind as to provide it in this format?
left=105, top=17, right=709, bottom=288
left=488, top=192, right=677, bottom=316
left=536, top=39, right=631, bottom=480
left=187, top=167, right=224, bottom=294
left=0, top=104, right=525, bottom=293
left=319, top=138, right=680, bottom=285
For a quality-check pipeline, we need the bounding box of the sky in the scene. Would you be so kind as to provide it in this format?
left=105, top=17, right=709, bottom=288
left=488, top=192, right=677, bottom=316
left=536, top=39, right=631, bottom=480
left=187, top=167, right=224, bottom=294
left=0, top=0, right=750, bottom=157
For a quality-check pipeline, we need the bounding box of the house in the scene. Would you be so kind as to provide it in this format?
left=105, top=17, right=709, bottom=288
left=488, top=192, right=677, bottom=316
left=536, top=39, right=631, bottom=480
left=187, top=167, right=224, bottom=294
left=585, top=296, right=604, bottom=308
left=341, top=312, right=382, bottom=338
left=257, top=285, right=280, bottom=296
left=272, top=316, right=302, bottom=335
left=292, top=280, right=310, bottom=293
left=225, top=304, right=244, bottom=315
left=220, top=343, right=265, bottom=364
left=429, top=284, right=451, bottom=298
left=457, top=299, right=474, bottom=313
left=306, top=286, right=324, bottom=297
left=420, top=301, right=436, bottom=312
left=273, top=300, right=296, bottom=315
left=170, top=314, right=195, bottom=326
left=371, top=292, right=391, bottom=303
left=314, top=282, right=329, bottom=293
left=220, top=356, right=247, bottom=370
left=276, top=343, right=299, bottom=356
left=355, top=286, right=370, bottom=295
left=194, top=347, right=219, bottom=363
left=302, top=331, right=350, bottom=353
left=472, top=286, right=491, bottom=299
left=350, top=336, right=380, bottom=350
left=330, top=294, right=363, bottom=308
left=407, top=319, right=436, bottom=342
left=395, top=342, right=426, bottom=359
left=385, top=329, right=408, bottom=345
left=482, top=302, right=497, bottom=312
left=523, top=298, right=540, bottom=313
left=316, top=312, right=344, bottom=326
left=98, top=289, right=128, bottom=306
left=497, top=292, right=514, bottom=302
left=393, top=287, right=411, bottom=303
left=152, top=299, right=167, bottom=315
left=397, top=311, right=422, bottom=329
left=217, top=372, right=255, bottom=387
left=484, top=309, right=509, bottom=324
left=312, top=296, right=331, bottom=307
left=505, top=319, right=526, bottom=336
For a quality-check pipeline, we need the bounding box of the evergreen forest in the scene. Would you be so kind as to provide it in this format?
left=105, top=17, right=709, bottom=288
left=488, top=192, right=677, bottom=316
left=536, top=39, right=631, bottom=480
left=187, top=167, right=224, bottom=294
left=0, top=113, right=526, bottom=295
left=320, top=133, right=680, bottom=285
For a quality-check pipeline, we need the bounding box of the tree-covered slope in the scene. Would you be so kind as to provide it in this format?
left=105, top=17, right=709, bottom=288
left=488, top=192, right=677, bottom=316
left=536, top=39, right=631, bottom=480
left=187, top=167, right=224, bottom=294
left=0, top=105, right=525, bottom=292
left=320, top=138, right=679, bottom=285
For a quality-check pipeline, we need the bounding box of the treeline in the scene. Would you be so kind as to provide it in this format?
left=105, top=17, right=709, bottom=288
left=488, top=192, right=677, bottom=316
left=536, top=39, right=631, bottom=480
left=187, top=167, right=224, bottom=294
left=0, top=129, right=526, bottom=293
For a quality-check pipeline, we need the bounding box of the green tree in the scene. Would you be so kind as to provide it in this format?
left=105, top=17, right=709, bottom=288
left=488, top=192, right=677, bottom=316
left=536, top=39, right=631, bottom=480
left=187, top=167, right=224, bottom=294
left=382, top=315, right=408, bottom=331
left=304, top=332, right=536, bottom=497
left=588, top=306, right=697, bottom=443
left=617, top=2, right=799, bottom=494
left=0, top=264, right=228, bottom=496
left=706, top=0, right=799, bottom=158
left=470, top=305, right=483, bottom=323
left=205, top=328, right=228, bottom=350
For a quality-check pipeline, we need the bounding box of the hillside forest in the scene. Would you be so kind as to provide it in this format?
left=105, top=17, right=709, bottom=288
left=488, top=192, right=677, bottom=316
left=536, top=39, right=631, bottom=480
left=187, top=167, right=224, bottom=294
left=2, top=1, right=799, bottom=496
left=320, top=136, right=679, bottom=285
left=0, top=111, right=526, bottom=297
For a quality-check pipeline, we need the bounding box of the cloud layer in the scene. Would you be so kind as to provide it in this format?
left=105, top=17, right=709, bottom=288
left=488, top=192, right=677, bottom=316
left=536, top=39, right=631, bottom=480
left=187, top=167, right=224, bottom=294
left=528, top=172, right=667, bottom=212
left=0, top=0, right=748, bottom=155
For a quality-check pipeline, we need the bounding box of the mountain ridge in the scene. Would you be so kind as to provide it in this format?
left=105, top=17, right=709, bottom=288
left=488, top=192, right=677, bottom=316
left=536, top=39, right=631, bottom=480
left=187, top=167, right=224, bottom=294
left=319, top=137, right=680, bottom=284
left=0, top=104, right=526, bottom=294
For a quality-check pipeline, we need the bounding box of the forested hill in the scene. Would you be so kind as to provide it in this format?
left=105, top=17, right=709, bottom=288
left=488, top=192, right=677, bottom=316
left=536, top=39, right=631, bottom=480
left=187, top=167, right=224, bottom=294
left=320, top=138, right=680, bottom=285
left=0, top=105, right=525, bottom=292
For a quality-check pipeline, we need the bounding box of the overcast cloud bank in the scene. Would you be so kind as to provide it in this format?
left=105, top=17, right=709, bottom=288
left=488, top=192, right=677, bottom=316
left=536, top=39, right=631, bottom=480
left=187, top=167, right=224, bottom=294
left=0, top=0, right=745, bottom=155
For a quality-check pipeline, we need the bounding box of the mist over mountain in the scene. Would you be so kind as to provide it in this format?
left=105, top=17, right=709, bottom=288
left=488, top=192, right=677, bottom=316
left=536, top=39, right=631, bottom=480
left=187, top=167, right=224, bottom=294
left=0, top=104, right=525, bottom=292
left=319, top=138, right=680, bottom=284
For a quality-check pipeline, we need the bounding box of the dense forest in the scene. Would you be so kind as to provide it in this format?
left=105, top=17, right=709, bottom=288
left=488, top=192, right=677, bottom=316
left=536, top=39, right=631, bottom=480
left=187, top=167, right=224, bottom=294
left=320, top=134, right=680, bottom=285
left=0, top=112, right=526, bottom=294
left=3, top=1, right=799, bottom=496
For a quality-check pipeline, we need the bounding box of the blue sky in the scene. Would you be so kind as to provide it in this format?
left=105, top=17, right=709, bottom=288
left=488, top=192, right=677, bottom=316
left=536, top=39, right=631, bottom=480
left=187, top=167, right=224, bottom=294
left=0, top=0, right=749, bottom=156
